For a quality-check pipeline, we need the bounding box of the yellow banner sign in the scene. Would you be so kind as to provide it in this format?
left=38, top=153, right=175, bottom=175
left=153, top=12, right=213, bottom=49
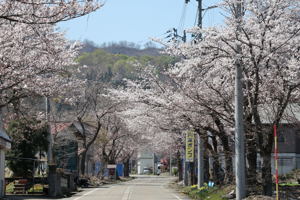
left=186, top=131, right=194, bottom=162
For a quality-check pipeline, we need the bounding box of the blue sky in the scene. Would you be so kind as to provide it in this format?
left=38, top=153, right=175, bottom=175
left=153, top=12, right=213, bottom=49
left=58, top=0, right=223, bottom=47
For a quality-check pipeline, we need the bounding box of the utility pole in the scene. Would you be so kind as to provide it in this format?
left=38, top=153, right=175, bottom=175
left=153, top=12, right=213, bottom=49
left=234, top=0, right=246, bottom=199
left=197, top=0, right=202, bottom=28
left=196, top=0, right=204, bottom=189
left=169, top=149, right=172, bottom=176
left=197, top=134, right=204, bottom=188
left=46, top=97, right=53, bottom=165
left=182, top=0, right=216, bottom=187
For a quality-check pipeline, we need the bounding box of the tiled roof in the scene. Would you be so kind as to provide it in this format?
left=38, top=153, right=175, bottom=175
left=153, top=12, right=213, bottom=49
left=50, top=122, right=72, bottom=135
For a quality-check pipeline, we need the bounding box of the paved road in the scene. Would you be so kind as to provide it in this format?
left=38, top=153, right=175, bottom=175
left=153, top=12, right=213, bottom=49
left=68, top=175, right=190, bottom=200
left=7, top=175, right=190, bottom=200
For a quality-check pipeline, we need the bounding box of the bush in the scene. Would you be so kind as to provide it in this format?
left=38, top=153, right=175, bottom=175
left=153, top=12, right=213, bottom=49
left=5, top=182, right=14, bottom=193
left=182, top=184, right=229, bottom=200
left=6, top=118, right=48, bottom=177
left=172, top=167, right=178, bottom=176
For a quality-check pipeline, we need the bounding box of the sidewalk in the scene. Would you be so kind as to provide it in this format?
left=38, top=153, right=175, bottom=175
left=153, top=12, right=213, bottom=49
left=3, top=195, right=54, bottom=200
left=4, top=189, right=85, bottom=200
left=4, top=176, right=135, bottom=200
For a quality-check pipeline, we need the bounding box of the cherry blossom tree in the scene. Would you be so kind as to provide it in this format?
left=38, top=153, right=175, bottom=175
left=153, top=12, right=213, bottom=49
left=163, top=0, right=300, bottom=195
left=0, top=0, right=101, bottom=109
left=94, top=115, right=139, bottom=178
left=0, top=23, right=85, bottom=109
left=110, top=0, right=299, bottom=195
left=0, top=0, right=101, bottom=24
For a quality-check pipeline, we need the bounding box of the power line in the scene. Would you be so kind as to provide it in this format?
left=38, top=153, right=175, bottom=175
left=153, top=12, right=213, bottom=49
left=178, top=2, right=187, bottom=33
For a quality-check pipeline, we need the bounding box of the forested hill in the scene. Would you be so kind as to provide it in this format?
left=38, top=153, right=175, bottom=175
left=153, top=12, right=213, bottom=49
left=81, top=40, right=162, bottom=56
left=77, top=40, right=176, bottom=87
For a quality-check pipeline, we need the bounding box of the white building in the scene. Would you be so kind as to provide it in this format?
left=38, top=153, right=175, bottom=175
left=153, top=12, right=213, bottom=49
left=137, top=150, right=154, bottom=175
left=0, top=127, right=11, bottom=197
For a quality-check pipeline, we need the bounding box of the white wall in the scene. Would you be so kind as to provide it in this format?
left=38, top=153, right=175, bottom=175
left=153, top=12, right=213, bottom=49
left=137, top=150, right=154, bottom=175
left=137, top=158, right=154, bottom=175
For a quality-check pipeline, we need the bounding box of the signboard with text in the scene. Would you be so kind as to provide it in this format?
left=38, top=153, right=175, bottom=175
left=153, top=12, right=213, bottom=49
left=185, top=131, right=194, bottom=162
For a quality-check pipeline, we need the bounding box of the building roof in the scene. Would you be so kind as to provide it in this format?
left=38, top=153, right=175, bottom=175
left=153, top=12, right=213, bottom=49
left=0, top=127, right=11, bottom=142
left=50, top=122, right=73, bottom=136
left=259, top=103, right=300, bottom=124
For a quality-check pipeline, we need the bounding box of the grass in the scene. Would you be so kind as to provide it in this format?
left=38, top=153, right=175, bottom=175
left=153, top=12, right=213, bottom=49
left=279, top=182, right=300, bottom=187
left=5, top=182, right=14, bottom=193
left=28, top=184, right=44, bottom=193
left=181, top=184, right=232, bottom=200
left=6, top=182, right=44, bottom=194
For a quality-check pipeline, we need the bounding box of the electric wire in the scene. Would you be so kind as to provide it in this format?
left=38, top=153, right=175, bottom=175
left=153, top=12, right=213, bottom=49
left=178, top=2, right=187, bottom=34
left=194, top=7, right=199, bottom=26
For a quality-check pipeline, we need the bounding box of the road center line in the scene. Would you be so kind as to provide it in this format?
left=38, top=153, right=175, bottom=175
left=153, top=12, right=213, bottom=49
left=73, top=188, right=100, bottom=200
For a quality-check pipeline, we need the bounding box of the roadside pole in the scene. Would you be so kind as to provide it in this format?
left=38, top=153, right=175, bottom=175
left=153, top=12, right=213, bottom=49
left=196, top=0, right=204, bottom=189
left=170, top=148, right=172, bottom=176
left=45, top=97, right=52, bottom=165
left=153, top=153, right=156, bottom=175
left=197, top=134, right=204, bottom=188
left=183, top=138, right=188, bottom=185
left=234, top=1, right=246, bottom=199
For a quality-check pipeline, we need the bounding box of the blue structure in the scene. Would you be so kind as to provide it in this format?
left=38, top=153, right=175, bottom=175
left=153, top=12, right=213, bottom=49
left=94, top=162, right=124, bottom=177
left=116, top=164, right=124, bottom=177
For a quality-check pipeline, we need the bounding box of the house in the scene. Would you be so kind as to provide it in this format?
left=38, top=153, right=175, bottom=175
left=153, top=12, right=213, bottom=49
left=50, top=121, right=96, bottom=176
left=51, top=122, right=78, bottom=173
left=260, top=104, right=300, bottom=175
left=137, top=149, right=155, bottom=175
left=0, top=126, right=11, bottom=197
left=271, top=124, right=300, bottom=175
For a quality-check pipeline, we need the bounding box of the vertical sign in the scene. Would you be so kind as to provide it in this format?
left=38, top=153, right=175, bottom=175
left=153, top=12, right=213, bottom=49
left=186, top=131, right=195, bottom=162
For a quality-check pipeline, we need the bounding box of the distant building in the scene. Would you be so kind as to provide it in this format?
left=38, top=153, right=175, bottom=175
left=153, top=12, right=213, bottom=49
left=137, top=150, right=154, bottom=175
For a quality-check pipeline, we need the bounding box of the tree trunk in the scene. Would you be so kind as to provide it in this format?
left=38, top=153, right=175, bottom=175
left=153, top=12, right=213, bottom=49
left=80, top=150, right=87, bottom=176
left=224, top=152, right=233, bottom=183
left=203, top=138, right=210, bottom=183
left=261, top=152, right=272, bottom=196
left=212, top=155, right=223, bottom=185
left=211, top=116, right=233, bottom=183
left=220, top=136, right=233, bottom=183
left=258, top=128, right=274, bottom=196
left=124, top=159, right=130, bottom=177
left=204, top=154, right=210, bottom=183
left=246, top=133, right=257, bottom=185
left=190, top=162, right=195, bottom=185
left=177, top=150, right=183, bottom=181
left=187, top=162, right=195, bottom=186
left=211, top=136, right=223, bottom=185
left=97, top=158, right=107, bottom=180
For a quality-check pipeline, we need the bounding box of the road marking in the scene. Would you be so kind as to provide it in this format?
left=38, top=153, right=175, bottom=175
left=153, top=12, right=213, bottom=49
left=160, top=183, right=185, bottom=200
left=172, top=193, right=183, bottom=200
left=73, top=188, right=100, bottom=200
left=121, top=187, right=131, bottom=200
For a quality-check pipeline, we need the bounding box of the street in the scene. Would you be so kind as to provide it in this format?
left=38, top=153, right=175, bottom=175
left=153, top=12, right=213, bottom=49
left=68, top=175, right=190, bottom=200
left=8, top=175, right=190, bottom=200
